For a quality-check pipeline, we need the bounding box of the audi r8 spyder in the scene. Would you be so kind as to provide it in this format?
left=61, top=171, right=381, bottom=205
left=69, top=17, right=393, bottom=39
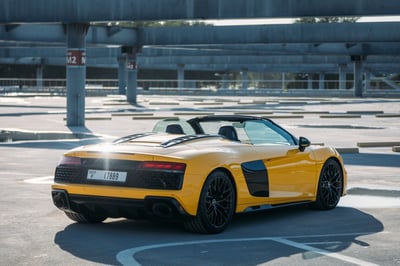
left=52, top=115, right=347, bottom=234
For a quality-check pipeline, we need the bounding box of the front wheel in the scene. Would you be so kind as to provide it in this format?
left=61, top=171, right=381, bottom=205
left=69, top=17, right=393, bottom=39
left=184, top=170, right=236, bottom=234
left=311, top=159, right=343, bottom=210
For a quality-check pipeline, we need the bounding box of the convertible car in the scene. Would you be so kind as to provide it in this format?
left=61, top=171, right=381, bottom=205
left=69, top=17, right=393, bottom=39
left=52, top=115, right=347, bottom=234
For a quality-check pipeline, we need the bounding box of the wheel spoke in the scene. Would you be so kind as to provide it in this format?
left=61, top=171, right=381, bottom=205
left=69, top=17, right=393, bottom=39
left=316, top=160, right=343, bottom=209
left=204, top=175, right=234, bottom=227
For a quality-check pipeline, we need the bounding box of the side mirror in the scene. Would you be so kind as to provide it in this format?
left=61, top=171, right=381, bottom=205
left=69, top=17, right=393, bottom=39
left=299, top=137, right=311, bottom=152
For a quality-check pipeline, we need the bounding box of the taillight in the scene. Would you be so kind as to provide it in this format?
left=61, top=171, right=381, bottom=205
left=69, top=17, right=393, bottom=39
left=140, top=161, right=186, bottom=172
left=58, top=156, right=81, bottom=166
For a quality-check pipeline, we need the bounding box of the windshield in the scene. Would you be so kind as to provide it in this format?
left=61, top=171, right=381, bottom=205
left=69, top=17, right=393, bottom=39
left=197, top=119, right=296, bottom=145
left=154, top=116, right=297, bottom=146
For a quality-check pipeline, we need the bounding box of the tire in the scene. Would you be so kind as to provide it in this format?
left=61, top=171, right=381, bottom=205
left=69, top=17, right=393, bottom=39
left=184, top=170, right=236, bottom=234
left=64, top=211, right=107, bottom=223
left=311, top=158, right=343, bottom=210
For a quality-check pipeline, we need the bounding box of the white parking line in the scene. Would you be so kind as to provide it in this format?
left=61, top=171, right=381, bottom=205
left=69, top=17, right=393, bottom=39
left=273, top=238, right=378, bottom=266
left=116, top=232, right=378, bottom=266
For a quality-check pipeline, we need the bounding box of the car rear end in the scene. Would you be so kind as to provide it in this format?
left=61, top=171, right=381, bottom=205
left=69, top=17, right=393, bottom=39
left=51, top=148, right=196, bottom=222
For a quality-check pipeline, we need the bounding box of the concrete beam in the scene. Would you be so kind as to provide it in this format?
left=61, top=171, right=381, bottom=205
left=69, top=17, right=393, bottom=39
left=3, top=43, right=400, bottom=60
left=3, top=51, right=399, bottom=69
left=140, top=23, right=400, bottom=45
left=137, top=55, right=400, bottom=65
left=0, top=24, right=137, bottom=45
left=1, top=0, right=400, bottom=23
left=0, top=47, right=122, bottom=58
left=141, top=43, right=400, bottom=56
left=3, top=42, right=400, bottom=60
left=2, top=56, right=400, bottom=73
left=2, top=23, right=400, bottom=46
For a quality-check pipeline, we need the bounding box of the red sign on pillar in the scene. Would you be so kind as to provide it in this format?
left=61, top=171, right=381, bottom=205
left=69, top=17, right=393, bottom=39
left=126, top=61, right=137, bottom=70
left=66, top=50, right=86, bottom=66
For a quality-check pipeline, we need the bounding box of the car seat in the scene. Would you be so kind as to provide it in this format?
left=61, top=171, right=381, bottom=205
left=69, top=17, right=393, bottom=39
left=166, top=124, right=185, bottom=134
left=218, top=125, right=239, bottom=141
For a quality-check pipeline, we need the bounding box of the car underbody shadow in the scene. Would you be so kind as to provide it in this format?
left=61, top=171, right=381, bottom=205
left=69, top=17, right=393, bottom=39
left=54, top=205, right=383, bottom=265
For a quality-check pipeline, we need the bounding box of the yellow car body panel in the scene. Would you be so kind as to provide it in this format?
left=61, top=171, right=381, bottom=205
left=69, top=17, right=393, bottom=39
left=52, top=140, right=346, bottom=215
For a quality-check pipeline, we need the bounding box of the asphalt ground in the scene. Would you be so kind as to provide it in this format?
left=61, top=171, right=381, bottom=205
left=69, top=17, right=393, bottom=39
left=1, top=94, right=399, bottom=265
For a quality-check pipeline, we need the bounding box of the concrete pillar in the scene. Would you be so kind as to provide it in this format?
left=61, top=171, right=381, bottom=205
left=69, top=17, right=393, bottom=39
left=177, top=64, right=185, bottom=90
left=318, top=72, right=325, bottom=90
left=126, top=52, right=137, bottom=104
left=338, top=64, right=347, bottom=90
left=66, top=23, right=88, bottom=127
left=221, top=73, right=229, bottom=89
left=353, top=59, right=364, bottom=97
left=241, top=69, right=248, bottom=90
left=307, top=74, right=313, bottom=90
left=364, top=71, right=371, bottom=92
left=281, top=72, right=286, bottom=90
left=118, top=56, right=127, bottom=95
left=36, top=64, right=44, bottom=89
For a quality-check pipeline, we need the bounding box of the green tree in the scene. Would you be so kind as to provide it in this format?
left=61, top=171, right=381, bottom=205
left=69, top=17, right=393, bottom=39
left=295, top=17, right=359, bottom=23
left=94, top=20, right=209, bottom=27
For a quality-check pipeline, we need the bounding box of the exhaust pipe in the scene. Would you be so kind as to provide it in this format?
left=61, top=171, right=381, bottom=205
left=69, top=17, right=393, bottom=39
left=52, top=190, right=70, bottom=210
left=152, top=202, right=173, bottom=218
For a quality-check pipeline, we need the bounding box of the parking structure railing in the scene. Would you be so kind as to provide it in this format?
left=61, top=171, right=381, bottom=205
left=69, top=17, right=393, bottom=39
left=0, top=78, right=399, bottom=97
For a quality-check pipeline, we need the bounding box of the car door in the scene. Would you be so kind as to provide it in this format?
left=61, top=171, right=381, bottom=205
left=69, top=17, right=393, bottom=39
left=244, top=120, right=316, bottom=203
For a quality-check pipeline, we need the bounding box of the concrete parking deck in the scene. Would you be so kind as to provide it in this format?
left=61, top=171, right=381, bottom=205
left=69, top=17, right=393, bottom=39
left=1, top=94, right=400, bottom=266
left=1, top=94, right=399, bottom=192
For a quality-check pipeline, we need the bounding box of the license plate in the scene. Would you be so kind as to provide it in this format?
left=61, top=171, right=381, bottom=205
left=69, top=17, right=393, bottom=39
left=87, top=169, right=127, bottom=183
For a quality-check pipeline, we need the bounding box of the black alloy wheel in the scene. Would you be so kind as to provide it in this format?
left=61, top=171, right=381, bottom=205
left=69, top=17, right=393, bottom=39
left=184, top=170, right=236, bottom=234
left=312, top=158, right=343, bottom=210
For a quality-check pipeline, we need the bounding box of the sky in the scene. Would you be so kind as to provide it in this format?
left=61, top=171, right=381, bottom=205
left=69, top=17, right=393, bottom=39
left=207, top=16, right=400, bottom=26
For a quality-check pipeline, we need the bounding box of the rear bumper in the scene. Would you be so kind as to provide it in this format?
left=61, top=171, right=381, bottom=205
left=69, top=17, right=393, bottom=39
left=51, top=189, right=191, bottom=220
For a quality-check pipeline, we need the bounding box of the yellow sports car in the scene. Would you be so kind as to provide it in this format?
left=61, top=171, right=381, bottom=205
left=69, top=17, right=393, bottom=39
left=52, top=115, right=347, bottom=234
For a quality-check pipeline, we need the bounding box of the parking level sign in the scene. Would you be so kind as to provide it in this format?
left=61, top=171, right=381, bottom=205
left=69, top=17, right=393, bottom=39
left=66, top=50, right=86, bottom=66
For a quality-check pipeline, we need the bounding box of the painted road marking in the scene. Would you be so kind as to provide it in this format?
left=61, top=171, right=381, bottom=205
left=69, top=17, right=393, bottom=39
left=24, top=176, right=53, bottom=184
left=116, top=232, right=378, bottom=266
left=273, top=238, right=378, bottom=266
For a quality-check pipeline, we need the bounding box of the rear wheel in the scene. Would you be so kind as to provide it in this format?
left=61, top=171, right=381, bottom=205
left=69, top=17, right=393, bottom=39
left=311, top=159, right=343, bottom=210
left=64, top=211, right=107, bottom=223
left=184, top=170, right=236, bottom=234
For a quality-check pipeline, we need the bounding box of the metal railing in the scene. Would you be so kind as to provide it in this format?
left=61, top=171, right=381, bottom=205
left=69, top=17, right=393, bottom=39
left=1, top=78, right=399, bottom=97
